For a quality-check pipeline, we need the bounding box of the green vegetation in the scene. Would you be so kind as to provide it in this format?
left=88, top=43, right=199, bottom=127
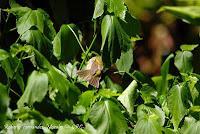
left=0, top=0, right=200, bottom=133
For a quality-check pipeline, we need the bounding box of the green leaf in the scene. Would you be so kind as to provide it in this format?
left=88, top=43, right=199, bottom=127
left=57, top=125, right=87, bottom=134
left=162, top=128, right=177, bottom=134
left=117, top=80, right=137, bottom=115
left=1, top=57, right=24, bottom=91
left=135, top=105, right=163, bottom=134
left=52, top=24, right=80, bottom=61
left=104, top=76, right=123, bottom=92
left=180, top=44, right=199, bottom=51
left=116, top=48, right=133, bottom=72
left=175, top=51, right=193, bottom=73
left=140, top=84, right=157, bottom=104
left=31, top=46, right=52, bottom=70
left=158, top=6, right=200, bottom=25
left=3, top=108, right=71, bottom=133
left=1, top=57, right=23, bottom=78
left=17, top=71, right=48, bottom=108
left=132, top=70, right=155, bottom=86
left=183, top=120, right=200, bottom=134
left=186, top=76, right=199, bottom=102
left=105, top=0, right=126, bottom=19
left=101, top=15, right=113, bottom=52
left=189, top=106, right=200, bottom=113
left=84, top=123, right=97, bottom=134
left=178, top=82, right=192, bottom=109
left=89, top=100, right=128, bottom=134
left=47, top=67, right=80, bottom=113
left=180, top=116, right=196, bottom=133
left=135, top=117, right=162, bottom=134
left=0, top=49, right=9, bottom=61
left=93, top=0, right=104, bottom=19
left=15, top=108, right=71, bottom=126
left=9, top=0, right=21, bottom=8
left=118, top=12, right=141, bottom=37
left=101, top=13, right=140, bottom=65
left=2, top=120, right=36, bottom=134
left=77, top=90, right=95, bottom=108
left=0, top=83, right=10, bottom=126
left=93, top=0, right=127, bottom=19
left=167, top=84, right=187, bottom=130
left=160, top=54, right=174, bottom=97
left=9, top=45, right=80, bottom=113
left=137, top=104, right=165, bottom=126
left=13, top=45, right=51, bottom=70
left=9, top=6, right=56, bottom=40
left=73, top=90, right=95, bottom=115
left=65, top=62, right=78, bottom=79
left=114, top=16, right=132, bottom=51
left=99, top=89, right=120, bottom=98
left=20, top=28, right=52, bottom=58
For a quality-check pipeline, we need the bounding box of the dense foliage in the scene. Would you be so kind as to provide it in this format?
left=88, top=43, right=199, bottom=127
left=0, top=0, right=200, bottom=133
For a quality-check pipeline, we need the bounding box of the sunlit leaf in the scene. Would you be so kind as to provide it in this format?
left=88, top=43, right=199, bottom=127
left=175, top=51, right=193, bottom=73
left=89, top=100, right=128, bottom=134
left=65, top=62, right=78, bottom=79
left=57, top=125, right=87, bottom=134
left=182, top=118, right=200, bottom=134
left=105, top=0, right=126, bottom=19
left=8, top=7, right=56, bottom=40
left=93, top=0, right=104, bottom=19
left=20, top=28, right=52, bottom=58
left=2, top=120, right=36, bottom=134
left=140, top=84, right=157, bottom=104
left=167, top=84, right=187, bottom=130
left=180, top=116, right=196, bottom=133
left=99, top=89, right=120, bottom=98
left=47, top=67, right=80, bottom=113
left=17, top=71, right=48, bottom=107
left=117, top=80, right=137, bottom=115
left=135, top=105, right=163, bottom=134
left=116, top=48, right=133, bottom=72
left=180, top=44, right=199, bottom=51
left=186, top=76, right=199, bottom=102
left=73, top=90, right=95, bottom=115
left=93, top=0, right=126, bottom=19
left=160, top=54, right=174, bottom=97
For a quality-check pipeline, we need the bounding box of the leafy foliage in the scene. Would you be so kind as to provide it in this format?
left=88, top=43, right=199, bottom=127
left=0, top=0, right=200, bottom=134
left=117, top=80, right=137, bottom=115
left=89, top=100, right=128, bottom=134
left=53, top=24, right=80, bottom=61
left=167, top=84, right=187, bottom=130
left=17, top=71, right=48, bottom=108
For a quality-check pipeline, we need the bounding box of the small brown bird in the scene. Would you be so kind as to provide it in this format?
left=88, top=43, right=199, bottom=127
left=77, top=56, right=103, bottom=88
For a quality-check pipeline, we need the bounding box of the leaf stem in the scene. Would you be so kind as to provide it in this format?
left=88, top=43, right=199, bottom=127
left=67, top=25, right=85, bottom=53
left=79, top=34, right=97, bottom=70
left=6, top=52, right=24, bottom=96
left=9, top=88, right=20, bottom=97
left=73, top=34, right=97, bottom=83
